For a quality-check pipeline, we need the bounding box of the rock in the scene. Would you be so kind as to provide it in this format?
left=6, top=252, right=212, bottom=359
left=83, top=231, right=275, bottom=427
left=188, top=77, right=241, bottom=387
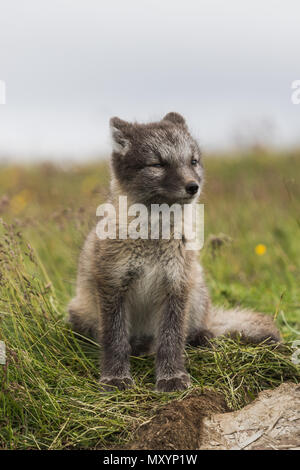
left=199, top=383, right=300, bottom=450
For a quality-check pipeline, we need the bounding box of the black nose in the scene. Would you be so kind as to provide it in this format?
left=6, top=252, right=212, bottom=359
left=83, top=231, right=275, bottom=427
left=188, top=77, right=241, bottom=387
left=185, top=182, right=199, bottom=195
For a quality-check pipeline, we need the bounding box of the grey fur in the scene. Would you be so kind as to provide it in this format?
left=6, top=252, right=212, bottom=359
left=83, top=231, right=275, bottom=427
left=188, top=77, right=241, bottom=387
left=68, top=112, right=281, bottom=392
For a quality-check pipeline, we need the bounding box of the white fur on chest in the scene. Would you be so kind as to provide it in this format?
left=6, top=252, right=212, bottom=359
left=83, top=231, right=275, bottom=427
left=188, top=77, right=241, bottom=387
left=126, top=262, right=165, bottom=337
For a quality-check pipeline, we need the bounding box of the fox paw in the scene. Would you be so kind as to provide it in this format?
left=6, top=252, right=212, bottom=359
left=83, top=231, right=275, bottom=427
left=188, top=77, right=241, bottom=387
left=99, top=376, right=134, bottom=392
left=155, top=374, right=191, bottom=392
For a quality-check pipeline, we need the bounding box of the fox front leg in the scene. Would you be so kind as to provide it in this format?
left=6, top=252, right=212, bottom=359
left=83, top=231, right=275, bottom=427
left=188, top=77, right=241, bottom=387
left=155, top=284, right=191, bottom=392
left=99, top=290, right=133, bottom=391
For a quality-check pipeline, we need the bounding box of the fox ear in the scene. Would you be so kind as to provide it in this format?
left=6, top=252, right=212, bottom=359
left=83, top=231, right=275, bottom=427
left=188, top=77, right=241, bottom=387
left=162, top=112, right=187, bottom=127
left=110, top=117, right=131, bottom=155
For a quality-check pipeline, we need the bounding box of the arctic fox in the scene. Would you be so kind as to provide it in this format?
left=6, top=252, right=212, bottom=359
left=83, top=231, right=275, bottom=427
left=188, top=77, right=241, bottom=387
left=68, top=112, right=280, bottom=392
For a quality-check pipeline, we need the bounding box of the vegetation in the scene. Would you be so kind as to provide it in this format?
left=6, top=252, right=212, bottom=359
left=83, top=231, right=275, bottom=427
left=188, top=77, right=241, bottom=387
left=0, top=150, right=299, bottom=449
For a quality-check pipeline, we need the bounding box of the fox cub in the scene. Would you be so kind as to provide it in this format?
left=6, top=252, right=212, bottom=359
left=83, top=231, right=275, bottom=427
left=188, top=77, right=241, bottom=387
left=68, top=112, right=280, bottom=392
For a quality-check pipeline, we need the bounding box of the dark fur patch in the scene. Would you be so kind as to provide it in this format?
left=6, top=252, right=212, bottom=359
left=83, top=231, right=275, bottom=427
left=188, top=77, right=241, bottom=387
left=186, top=328, right=214, bottom=347
left=130, top=335, right=154, bottom=356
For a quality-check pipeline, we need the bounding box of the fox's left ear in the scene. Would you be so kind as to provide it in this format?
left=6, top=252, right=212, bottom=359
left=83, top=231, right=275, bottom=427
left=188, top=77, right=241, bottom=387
left=162, top=112, right=187, bottom=128
left=110, top=117, right=131, bottom=156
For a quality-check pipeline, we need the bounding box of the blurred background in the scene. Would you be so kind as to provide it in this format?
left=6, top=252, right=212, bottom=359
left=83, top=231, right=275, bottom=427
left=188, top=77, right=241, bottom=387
left=0, top=1, right=299, bottom=337
left=0, top=0, right=299, bottom=161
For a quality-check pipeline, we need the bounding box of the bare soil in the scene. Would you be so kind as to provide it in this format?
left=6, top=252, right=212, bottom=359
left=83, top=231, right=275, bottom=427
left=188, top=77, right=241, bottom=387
left=128, top=383, right=300, bottom=450
left=128, top=390, right=228, bottom=450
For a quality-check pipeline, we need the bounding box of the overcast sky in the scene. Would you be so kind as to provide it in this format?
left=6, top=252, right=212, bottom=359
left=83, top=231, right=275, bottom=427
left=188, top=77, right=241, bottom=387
left=0, top=0, right=299, bottom=161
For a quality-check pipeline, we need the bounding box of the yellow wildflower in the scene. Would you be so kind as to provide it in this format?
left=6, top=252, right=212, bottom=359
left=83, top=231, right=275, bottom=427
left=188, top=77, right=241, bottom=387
left=255, top=244, right=266, bottom=256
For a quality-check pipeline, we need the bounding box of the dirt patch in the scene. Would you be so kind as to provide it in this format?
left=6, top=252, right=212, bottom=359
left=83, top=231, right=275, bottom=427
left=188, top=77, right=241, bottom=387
left=128, top=390, right=227, bottom=450
left=128, top=383, right=300, bottom=450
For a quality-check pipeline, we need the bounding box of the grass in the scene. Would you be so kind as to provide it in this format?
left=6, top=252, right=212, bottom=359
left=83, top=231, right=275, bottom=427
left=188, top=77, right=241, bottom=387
left=0, top=149, right=299, bottom=449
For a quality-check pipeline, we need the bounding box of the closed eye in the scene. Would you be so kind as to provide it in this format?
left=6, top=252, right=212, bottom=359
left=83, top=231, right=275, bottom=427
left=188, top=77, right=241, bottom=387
left=149, top=162, right=166, bottom=168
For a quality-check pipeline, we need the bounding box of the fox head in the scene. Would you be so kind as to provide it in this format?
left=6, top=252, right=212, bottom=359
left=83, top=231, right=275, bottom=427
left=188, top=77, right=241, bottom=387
left=109, top=112, right=203, bottom=205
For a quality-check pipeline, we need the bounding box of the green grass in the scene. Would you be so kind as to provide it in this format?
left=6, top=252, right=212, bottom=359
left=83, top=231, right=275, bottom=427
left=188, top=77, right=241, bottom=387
left=0, top=150, right=299, bottom=449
